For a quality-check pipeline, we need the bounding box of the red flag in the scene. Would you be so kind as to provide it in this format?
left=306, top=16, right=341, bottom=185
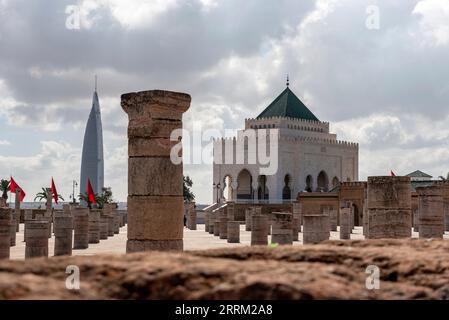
left=51, top=177, right=59, bottom=204
left=87, top=178, right=96, bottom=204
left=390, top=170, right=396, bottom=177
left=10, top=176, right=26, bottom=202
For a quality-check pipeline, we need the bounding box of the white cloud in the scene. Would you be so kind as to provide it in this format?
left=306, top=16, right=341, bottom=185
left=79, top=0, right=179, bottom=29
left=0, top=141, right=81, bottom=201
left=413, top=0, right=449, bottom=46
left=0, top=140, right=11, bottom=145
left=333, top=112, right=449, bottom=180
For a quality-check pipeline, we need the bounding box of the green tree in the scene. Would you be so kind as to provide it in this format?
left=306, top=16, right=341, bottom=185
left=0, top=179, right=10, bottom=200
left=96, top=187, right=114, bottom=209
left=34, top=187, right=64, bottom=202
left=79, top=187, right=113, bottom=209
left=78, top=192, right=98, bottom=209
left=183, top=176, right=195, bottom=202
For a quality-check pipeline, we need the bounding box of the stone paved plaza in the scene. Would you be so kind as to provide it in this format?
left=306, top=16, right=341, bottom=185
left=10, top=223, right=441, bottom=260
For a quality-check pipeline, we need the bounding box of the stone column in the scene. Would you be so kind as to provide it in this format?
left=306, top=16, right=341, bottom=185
left=88, top=209, right=101, bottom=244
left=445, top=201, right=449, bottom=232
left=122, top=90, right=190, bottom=252
left=367, top=176, right=411, bottom=239
left=14, top=189, right=20, bottom=232
left=54, top=210, right=73, bottom=256
left=226, top=202, right=235, bottom=221
left=245, top=208, right=253, bottom=231
left=413, top=209, right=419, bottom=233
left=73, top=207, right=89, bottom=249
left=213, top=217, right=220, bottom=237
left=271, top=213, right=293, bottom=245
left=340, top=207, right=352, bottom=240
left=25, top=220, right=49, bottom=259
left=112, top=203, right=120, bottom=234
left=208, top=212, right=215, bottom=235
left=45, top=188, right=52, bottom=214
left=417, top=186, right=444, bottom=239
left=103, top=204, right=115, bottom=237
left=227, top=221, right=240, bottom=243
left=292, top=202, right=302, bottom=232
left=251, top=215, right=268, bottom=246
left=99, top=210, right=109, bottom=240
left=219, top=209, right=228, bottom=239
left=328, top=206, right=338, bottom=232
left=187, top=202, right=197, bottom=230
left=204, top=212, right=210, bottom=233
left=303, top=214, right=330, bottom=244
left=23, top=209, right=33, bottom=242
left=292, top=217, right=299, bottom=241
left=0, top=208, right=12, bottom=259
left=363, top=187, right=368, bottom=237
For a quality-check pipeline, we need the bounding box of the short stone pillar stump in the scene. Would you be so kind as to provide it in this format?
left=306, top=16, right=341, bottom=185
left=73, top=207, right=89, bottom=249
left=292, top=202, right=302, bottom=231
left=25, top=220, right=49, bottom=259
left=99, top=212, right=109, bottom=240
left=219, top=210, right=228, bottom=239
left=0, top=209, right=12, bottom=259
left=303, top=214, right=330, bottom=244
left=227, top=221, right=240, bottom=243
left=367, top=176, right=412, bottom=239
left=88, top=209, right=101, bottom=244
left=292, top=217, right=299, bottom=241
left=208, top=213, right=215, bottom=234
left=417, top=186, right=444, bottom=239
left=340, top=207, right=352, bottom=240
left=245, top=208, right=254, bottom=231
left=271, top=213, right=293, bottom=245
left=204, top=212, right=210, bottom=233
left=187, top=203, right=197, bottom=230
left=54, top=211, right=73, bottom=256
left=251, top=215, right=268, bottom=246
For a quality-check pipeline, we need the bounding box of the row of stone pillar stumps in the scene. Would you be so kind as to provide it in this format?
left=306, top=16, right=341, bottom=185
left=197, top=176, right=449, bottom=247
left=0, top=203, right=128, bottom=260
left=195, top=201, right=354, bottom=246
left=118, top=89, right=449, bottom=254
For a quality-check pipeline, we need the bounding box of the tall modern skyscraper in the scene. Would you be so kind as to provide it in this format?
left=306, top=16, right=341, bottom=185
left=80, top=87, right=104, bottom=200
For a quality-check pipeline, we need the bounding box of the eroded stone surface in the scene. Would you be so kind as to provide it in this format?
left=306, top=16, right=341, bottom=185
left=1, top=239, right=449, bottom=299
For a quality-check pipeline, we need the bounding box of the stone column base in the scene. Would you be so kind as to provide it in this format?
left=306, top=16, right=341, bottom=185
left=126, top=239, right=183, bottom=252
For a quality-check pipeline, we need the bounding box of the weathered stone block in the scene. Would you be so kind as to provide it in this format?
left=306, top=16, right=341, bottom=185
left=121, top=90, right=191, bottom=121
left=128, top=119, right=182, bottom=139
left=127, top=196, right=184, bottom=240
left=128, top=137, right=180, bottom=157
left=367, top=209, right=411, bottom=239
left=417, top=186, right=444, bottom=239
left=128, top=157, right=183, bottom=196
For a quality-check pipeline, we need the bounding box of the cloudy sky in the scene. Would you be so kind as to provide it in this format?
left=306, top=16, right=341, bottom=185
left=0, top=0, right=448, bottom=204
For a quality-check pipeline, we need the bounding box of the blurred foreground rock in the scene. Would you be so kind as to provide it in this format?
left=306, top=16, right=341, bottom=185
left=1, top=239, right=449, bottom=300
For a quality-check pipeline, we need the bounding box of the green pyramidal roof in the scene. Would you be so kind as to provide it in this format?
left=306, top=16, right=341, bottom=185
left=256, top=87, right=319, bottom=121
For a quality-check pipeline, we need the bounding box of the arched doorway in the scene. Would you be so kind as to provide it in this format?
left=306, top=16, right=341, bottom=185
left=257, top=175, right=269, bottom=201
left=317, top=171, right=329, bottom=192
left=236, top=169, right=252, bottom=200
left=306, top=175, right=313, bottom=192
left=282, top=174, right=292, bottom=200
left=222, top=175, right=233, bottom=201
left=332, top=177, right=339, bottom=188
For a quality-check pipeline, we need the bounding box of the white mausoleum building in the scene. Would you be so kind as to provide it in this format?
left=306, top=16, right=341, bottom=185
left=212, top=83, right=359, bottom=203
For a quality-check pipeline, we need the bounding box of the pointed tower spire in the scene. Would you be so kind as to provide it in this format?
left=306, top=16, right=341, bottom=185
left=94, top=74, right=98, bottom=92
left=286, top=74, right=290, bottom=87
